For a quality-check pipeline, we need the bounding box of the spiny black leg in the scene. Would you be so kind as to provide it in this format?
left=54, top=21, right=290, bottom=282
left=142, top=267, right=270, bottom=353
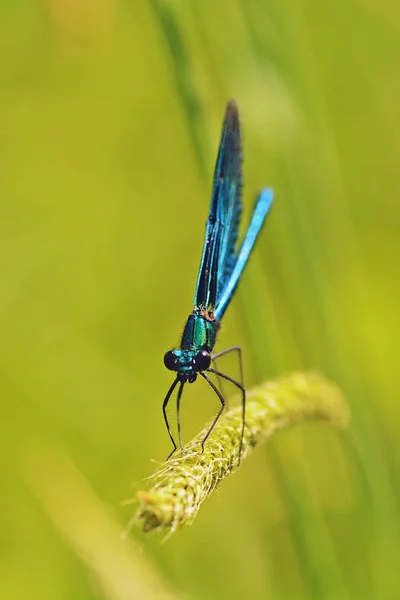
left=176, top=380, right=185, bottom=451
left=162, top=377, right=180, bottom=460
left=212, top=345, right=244, bottom=388
left=207, top=367, right=246, bottom=466
left=211, top=346, right=246, bottom=463
left=199, top=372, right=226, bottom=452
left=212, top=345, right=244, bottom=404
left=212, top=356, right=226, bottom=400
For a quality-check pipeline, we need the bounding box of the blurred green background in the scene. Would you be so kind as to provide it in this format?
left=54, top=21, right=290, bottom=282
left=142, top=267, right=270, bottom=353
left=1, top=1, right=399, bottom=599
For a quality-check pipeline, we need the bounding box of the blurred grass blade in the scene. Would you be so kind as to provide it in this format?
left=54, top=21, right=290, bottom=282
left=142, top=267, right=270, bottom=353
left=135, top=371, right=349, bottom=535
left=150, top=0, right=208, bottom=178
left=21, top=444, right=183, bottom=600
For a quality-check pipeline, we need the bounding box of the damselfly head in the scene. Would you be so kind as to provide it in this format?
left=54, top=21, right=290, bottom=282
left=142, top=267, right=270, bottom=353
left=163, top=348, right=211, bottom=382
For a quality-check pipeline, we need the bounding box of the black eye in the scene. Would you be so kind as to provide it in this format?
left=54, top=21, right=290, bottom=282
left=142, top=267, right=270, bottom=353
left=164, top=350, right=177, bottom=371
left=193, top=350, right=211, bottom=371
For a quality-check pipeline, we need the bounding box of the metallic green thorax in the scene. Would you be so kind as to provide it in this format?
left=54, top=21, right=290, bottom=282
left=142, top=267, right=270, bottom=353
left=180, top=311, right=217, bottom=351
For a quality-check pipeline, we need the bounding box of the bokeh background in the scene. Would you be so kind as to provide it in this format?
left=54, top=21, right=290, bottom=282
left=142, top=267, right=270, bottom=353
left=1, top=1, right=399, bottom=599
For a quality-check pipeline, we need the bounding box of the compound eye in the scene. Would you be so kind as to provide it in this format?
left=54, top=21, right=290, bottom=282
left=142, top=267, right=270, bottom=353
left=164, top=350, right=177, bottom=371
left=193, top=349, right=211, bottom=371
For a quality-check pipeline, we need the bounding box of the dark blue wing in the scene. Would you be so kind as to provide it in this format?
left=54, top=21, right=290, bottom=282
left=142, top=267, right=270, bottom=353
left=214, top=189, right=273, bottom=321
left=194, top=100, right=242, bottom=312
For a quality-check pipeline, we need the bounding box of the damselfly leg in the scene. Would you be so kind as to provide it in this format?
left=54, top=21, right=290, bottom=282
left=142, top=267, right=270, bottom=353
left=199, top=372, right=226, bottom=451
left=162, top=378, right=181, bottom=460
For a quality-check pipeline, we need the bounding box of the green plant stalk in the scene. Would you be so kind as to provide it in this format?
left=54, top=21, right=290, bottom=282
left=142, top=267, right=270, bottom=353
left=135, top=371, right=349, bottom=535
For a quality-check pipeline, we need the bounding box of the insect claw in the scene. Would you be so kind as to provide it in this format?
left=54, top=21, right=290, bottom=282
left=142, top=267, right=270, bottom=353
left=166, top=447, right=177, bottom=461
